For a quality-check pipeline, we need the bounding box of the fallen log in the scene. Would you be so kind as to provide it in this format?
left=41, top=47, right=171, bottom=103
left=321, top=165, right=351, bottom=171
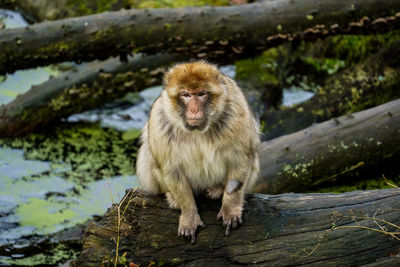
left=71, top=188, right=400, bottom=266
left=2, top=0, right=400, bottom=74
left=261, top=38, right=400, bottom=141
left=256, top=98, right=400, bottom=194
left=0, top=53, right=183, bottom=137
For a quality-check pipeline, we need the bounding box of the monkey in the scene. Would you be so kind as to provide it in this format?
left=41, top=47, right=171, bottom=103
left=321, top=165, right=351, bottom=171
left=136, top=61, right=260, bottom=243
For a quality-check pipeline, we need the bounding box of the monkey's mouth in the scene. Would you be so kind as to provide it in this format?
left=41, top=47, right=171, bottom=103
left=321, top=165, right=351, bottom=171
left=185, top=118, right=207, bottom=131
left=186, top=118, right=203, bottom=126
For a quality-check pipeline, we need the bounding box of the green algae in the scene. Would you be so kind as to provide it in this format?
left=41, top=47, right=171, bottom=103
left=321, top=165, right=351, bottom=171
left=1, top=243, right=79, bottom=266
left=0, top=123, right=138, bottom=181
left=16, top=198, right=76, bottom=234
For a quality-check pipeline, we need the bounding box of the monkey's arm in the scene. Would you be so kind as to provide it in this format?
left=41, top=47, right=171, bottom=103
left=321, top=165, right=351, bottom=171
left=164, top=169, right=205, bottom=243
left=217, top=163, right=250, bottom=235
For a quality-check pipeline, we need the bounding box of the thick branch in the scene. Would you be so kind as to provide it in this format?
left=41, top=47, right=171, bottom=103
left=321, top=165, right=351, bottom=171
left=1, top=0, right=400, bottom=74
left=72, top=188, right=400, bottom=266
left=0, top=53, right=183, bottom=137
left=256, top=98, right=400, bottom=194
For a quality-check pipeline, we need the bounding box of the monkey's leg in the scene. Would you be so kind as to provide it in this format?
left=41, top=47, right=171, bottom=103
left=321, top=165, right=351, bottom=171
left=136, top=137, right=161, bottom=195
left=165, top=170, right=205, bottom=243
left=217, top=167, right=248, bottom=235
left=165, top=192, right=179, bottom=209
left=245, top=153, right=260, bottom=193
left=205, top=184, right=224, bottom=199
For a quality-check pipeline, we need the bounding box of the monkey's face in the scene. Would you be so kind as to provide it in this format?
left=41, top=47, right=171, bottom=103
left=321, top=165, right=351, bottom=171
left=178, top=89, right=210, bottom=131
left=163, top=62, right=226, bottom=132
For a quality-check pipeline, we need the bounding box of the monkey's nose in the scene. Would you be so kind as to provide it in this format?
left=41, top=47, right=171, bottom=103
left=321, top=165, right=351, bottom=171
left=190, top=108, right=199, bottom=114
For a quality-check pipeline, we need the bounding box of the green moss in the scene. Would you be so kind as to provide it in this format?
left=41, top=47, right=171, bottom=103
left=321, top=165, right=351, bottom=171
left=67, top=0, right=119, bottom=15
left=301, top=57, right=346, bottom=75
left=128, top=0, right=229, bottom=9
left=65, top=0, right=230, bottom=13
left=235, top=47, right=282, bottom=86
left=313, top=176, right=400, bottom=193
left=329, top=32, right=400, bottom=64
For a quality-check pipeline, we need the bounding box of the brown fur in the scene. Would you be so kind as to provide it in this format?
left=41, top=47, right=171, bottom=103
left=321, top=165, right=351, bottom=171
left=136, top=61, right=260, bottom=243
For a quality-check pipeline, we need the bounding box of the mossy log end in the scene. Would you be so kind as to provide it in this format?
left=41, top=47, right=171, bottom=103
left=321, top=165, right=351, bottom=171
left=257, top=98, right=400, bottom=194
left=72, top=188, right=400, bottom=266
left=2, top=0, right=400, bottom=74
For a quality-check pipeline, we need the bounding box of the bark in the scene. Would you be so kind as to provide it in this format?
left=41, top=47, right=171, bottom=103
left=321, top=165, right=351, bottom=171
left=256, top=98, right=400, bottom=194
left=2, top=0, right=400, bottom=74
left=71, top=188, right=400, bottom=266
left=0, top=53, right=184, bottom=137
left=261, top=38, right=400, bottom=141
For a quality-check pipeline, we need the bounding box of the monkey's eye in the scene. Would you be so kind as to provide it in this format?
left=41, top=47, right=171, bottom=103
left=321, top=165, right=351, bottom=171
left=180, top=92, right=191, bottom=98
left=197, top=91, right=207, bottom=98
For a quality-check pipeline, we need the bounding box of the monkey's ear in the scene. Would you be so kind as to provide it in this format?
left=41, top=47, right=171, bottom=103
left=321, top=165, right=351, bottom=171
left=163, top=67, right=173, bottom=86
left=216, top=72, right=227, bottom=86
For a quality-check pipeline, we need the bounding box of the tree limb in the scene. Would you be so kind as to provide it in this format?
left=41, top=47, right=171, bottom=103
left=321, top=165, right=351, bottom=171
left=1, top=0, right=400, bottom=74
left=256, top=98, right=400, bottom=194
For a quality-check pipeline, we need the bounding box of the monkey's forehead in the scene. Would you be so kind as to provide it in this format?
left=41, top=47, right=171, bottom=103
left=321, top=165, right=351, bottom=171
left=164, top=62, right=220, bottom=86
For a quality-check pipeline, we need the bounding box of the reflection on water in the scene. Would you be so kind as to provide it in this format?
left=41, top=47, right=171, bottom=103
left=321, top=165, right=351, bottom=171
left=67, top=85, right=162, bottom=131
left=282, top=85, right=315, bottom=107
left=0, top=9, right=27, bottom=29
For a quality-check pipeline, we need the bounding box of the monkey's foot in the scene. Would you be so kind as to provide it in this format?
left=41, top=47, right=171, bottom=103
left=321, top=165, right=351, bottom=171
left=205, top=184, right=224, bottom=199
left=217, top=205, right=243, bottom=235
left=165, top=192, right=180, bottom=209
left=178, top=212, right=205, bottom=244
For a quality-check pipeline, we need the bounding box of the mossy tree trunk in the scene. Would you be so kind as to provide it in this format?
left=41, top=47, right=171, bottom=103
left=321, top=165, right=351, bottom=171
left=261, top=39, right=400, bottom=140
left=256, top=98, right=400, bottom=194
left=1, top=0, right=400, bottom=74
left=71, top=188, right=400, bottom=266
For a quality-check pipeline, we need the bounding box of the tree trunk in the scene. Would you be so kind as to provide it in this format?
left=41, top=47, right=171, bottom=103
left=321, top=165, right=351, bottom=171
left=256, top=98, right=400, bottom=194
left=71, top=188, right=400, bottom=266
left=0, top=53, right=183, bottom=137
left=261, top=39, right=400, bottom=141
left=2, top=0, right=400, bottom=74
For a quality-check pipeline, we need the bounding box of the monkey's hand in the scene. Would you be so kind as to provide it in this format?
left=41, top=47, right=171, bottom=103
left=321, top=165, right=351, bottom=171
left=178, top=211, right=205, bottom=244
left=217, top=204, right=243, bottom=235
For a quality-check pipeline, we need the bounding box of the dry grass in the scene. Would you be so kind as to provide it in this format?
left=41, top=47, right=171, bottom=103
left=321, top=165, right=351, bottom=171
left=103, top=170, right=135, bottom=267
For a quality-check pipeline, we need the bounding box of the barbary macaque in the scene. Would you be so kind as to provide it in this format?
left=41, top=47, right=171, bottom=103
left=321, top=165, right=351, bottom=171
left=136, top=61, right=260, bottom=243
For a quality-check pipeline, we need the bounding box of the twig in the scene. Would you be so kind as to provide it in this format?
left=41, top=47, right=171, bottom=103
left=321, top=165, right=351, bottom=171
left=304, top=229, right=331, bottom=256
left=115, top=189, right=135, bottom=267
left=333, top=225, right=400, bottom=235
left=383, top=174, right=400, bottom=189
left=305, top=210, right=400, bottom=257
left=102, top=169, right=135, bottom=267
